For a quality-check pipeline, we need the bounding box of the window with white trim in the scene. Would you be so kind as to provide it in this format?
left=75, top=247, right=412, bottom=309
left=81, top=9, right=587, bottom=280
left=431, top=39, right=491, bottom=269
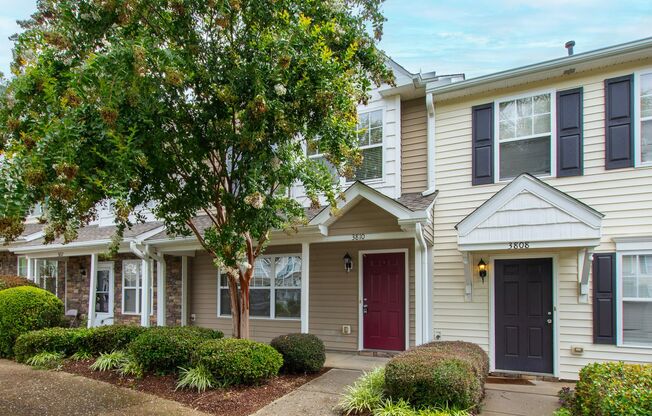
left=497, top=93, right=552, bottom=180
left=122, top=260, right=153, bottom=315
left=17, top=256, right=28, bottom=278
left=621, top=253, right=652, bottom=346
left=639, top=72, right=652, bottom=164
left=218, top=255, right=301, bottom=319
left=306, top=109, right=383, bottom=182
left=35, top=259, right=57, bottom=295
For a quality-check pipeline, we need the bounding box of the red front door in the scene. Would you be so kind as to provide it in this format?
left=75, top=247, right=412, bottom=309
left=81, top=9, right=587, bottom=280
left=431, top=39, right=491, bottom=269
left=363, top=252, right=405, bottom=351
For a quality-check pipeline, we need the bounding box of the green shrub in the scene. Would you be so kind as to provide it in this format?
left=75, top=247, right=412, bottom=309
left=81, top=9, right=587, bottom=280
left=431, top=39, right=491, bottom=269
left=573, top=362, right=652, bottom=416
left=85, top=324, right=146, bottom=354
left=339, top=367, right=386, bottom=415
left=14, top=327, right=92, bottom=362
left=384, top=341, right=488, bottom=410
left=194, top=338, right=283, bottom=386
left=0, top=275, right=37, bottom=291
left=128, top=326, right=223, bottom=373
left=0, top=286, right=63, bottom=357
left=271, top=333, right=325, bottom=374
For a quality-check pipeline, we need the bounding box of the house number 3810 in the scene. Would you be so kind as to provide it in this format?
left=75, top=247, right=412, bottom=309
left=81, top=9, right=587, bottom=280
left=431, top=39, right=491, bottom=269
left=509, top=242, right=530, bottom=249
left=352, top=233, right=366, bottom=240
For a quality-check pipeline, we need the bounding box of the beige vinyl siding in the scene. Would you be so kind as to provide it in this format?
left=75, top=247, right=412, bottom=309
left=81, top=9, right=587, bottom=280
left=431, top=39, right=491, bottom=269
left=401, top=97, right=428, bottom=193
left=189, top=248, right=300, bottom=342
left=329, top=199, right=402, bottom=236
left=432, top=58, right=652, bottom=379
left=309, top=239, right=416, bottom=351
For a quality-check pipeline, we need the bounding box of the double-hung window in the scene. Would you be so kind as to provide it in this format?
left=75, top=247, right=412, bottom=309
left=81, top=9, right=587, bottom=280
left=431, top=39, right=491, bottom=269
left=638, top=72, right=652, bottom=164
left=17, top=256, right=28, bottom=278
left=497, top=93, right=552, bottom=180
left=122, top=260, right=153, bottom=315
left=35, top=259, right=57, bottom=295
left=620, top=253, right=652, bottom=346
left=218, top=255, right=302, bottom=319
left=354, top=109, right=383, bottom=181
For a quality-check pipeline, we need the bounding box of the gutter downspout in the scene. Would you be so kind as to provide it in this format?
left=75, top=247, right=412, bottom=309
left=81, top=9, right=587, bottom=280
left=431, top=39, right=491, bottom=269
left=422, top=93, right=436, bottom=196
left=415, top=223, right=430, bottom=345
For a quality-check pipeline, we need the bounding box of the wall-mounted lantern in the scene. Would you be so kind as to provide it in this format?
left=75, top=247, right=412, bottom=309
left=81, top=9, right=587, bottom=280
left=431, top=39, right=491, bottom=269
left=478, top=258, right=487, bottom=283
left=80, top=265, right=87, bottom=277
left=343, top=253, right=353, bottom=273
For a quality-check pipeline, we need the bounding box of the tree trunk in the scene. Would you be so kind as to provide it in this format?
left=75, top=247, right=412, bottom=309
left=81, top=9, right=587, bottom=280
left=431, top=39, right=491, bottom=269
left=227, top=273, right=241, bottom=338
left=239, top=275, right=251, bottom=339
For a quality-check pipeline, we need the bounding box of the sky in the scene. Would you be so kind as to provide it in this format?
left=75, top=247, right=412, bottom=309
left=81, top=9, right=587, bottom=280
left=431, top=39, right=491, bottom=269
left=0, top=0, right=650, bottom=79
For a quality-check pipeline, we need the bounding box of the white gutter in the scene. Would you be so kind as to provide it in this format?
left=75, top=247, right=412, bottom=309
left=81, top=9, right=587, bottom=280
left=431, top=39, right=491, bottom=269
left=428, top=36, right=652, bottom=96
left=422, top=93, right=436, bottom=196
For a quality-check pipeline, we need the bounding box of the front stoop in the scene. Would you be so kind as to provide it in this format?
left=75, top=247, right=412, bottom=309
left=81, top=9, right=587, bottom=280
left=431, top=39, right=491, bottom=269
left=480, top=380, right=574, bottom=416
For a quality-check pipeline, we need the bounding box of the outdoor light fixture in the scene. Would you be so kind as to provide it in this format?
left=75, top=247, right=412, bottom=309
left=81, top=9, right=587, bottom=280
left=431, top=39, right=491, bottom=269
left=343, top=252, right=353, bottom=273
left=80, top=265, right=87, bottom=277
left=478, top=258, right=487, bottom=283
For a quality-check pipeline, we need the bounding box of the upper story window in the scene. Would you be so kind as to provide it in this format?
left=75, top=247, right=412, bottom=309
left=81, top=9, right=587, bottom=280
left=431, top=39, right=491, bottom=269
left=497, top=93, right=552, bottom=180
left=621, top=253, right=652, bottom=346
left=306, top=109, right=383, bottom=183
left=639, top=72, right=652, bottom=164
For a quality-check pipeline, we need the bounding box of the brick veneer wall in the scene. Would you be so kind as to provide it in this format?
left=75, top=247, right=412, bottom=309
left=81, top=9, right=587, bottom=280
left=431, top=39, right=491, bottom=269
left=0, top=251, right=18, bottom=275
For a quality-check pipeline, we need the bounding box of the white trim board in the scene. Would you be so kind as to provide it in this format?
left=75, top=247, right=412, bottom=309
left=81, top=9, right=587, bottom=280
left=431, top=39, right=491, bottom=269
left=488, top=253, right=560, bottom=377
left=357, top=248, right=411, bottom=352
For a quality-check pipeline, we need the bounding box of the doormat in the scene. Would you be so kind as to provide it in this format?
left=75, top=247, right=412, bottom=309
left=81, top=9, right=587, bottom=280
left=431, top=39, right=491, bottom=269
left=486, top=377, right=535, bottom=385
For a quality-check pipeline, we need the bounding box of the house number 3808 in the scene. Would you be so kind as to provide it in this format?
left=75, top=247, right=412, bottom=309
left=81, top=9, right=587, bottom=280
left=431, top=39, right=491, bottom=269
left=352, top=233, right=366, bottom=240
left=509, top=242, right=530, bottom=249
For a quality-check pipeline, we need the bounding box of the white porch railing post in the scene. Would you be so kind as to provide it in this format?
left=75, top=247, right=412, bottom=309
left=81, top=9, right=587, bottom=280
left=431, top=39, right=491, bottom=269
left=87, top=254, right=98, bottom=328
left=156, top=257, right=166, bottom=326
left=181, top=256, right=188, bottom=326
left=301, top=243, right=310, bottom=333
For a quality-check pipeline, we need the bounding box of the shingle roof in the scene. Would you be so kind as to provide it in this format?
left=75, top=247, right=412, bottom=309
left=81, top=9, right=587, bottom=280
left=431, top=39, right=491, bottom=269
left=22, top=221, right=164, bottom=247
left=395, top=191, right=438, bottom=212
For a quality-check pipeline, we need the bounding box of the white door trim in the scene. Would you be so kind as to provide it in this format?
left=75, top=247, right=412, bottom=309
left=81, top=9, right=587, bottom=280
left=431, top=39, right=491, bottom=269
left=358, top=248, right=410, bottom=352
left=488, top=253, right=559, bottom=377
left=93, top=261, right=115, bottom=327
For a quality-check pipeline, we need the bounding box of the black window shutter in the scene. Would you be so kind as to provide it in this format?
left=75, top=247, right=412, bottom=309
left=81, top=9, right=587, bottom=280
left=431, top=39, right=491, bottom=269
left=604, top=75, right=634, bottom=169
left=593, top=253, right=616, bottom=345
left=472, top=103, right=494, bottom=185
left=557, top=88, right=583, bottom=177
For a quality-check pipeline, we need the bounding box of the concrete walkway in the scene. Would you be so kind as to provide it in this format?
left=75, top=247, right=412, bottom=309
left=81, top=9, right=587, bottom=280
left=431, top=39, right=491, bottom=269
left=0, top=359, right=210, bottom=416
left=481, top=379, right=572, bottom=416
left=325, top=352, right=389, bottom=371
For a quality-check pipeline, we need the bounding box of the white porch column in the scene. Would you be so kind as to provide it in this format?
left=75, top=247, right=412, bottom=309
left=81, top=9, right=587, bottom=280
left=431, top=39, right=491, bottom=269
left=26, top=256, right=33, bottom=282
left=156, top=257, right=167, bottom=326
left=87, top=253, right=98, bottom=328
left=301, top=242, right=310, bottom=333
left=414, top=239, right=423, bottom=345
left=141, top=259, right=152, bottom=327
left=181, top=256, right=188, bottom=326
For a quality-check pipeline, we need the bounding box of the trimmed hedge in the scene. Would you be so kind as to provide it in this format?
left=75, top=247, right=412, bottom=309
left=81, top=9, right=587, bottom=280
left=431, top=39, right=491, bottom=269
left=271, top=333, right=325, bottom=374
left=128, top=326, right=223, bottom=373
left=573, top=362, right=652, bottom=415
left=384, top=341, right=489, bottom=410
left=85, top=324, right=147, bottom=354
left=0, top=286, right=63, bottom=357
left=0, top=275, right=37, bottom=291
left=14, top=327, right=92, bottom=362
left=195, top=338, right=283, bottom=386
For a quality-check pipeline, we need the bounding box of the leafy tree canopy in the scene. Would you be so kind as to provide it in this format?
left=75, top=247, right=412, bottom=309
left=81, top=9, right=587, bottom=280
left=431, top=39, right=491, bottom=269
left=0, top=0, right=392, bottom=337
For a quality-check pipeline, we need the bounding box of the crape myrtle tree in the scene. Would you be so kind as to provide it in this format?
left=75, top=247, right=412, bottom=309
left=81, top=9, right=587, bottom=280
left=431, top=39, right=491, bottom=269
left=0, top=0, right=393, bottom=338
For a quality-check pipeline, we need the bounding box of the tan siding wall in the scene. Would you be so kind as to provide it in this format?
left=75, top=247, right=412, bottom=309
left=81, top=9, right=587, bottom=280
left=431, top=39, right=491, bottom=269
left=432, top=58, right=652, bottom=379
left=309, top=239, right=416, bottom=351
left=401, top=97, right=428, bottom=193
left=189, top=249, right=300, bottom=342
left=329, top=199, right=401, bottom=236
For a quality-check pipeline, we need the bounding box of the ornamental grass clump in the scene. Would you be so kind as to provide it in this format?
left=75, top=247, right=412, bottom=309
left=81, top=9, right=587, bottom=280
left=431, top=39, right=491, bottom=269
left=90, top=350, right=129, bottom=372
left=176, top=365, right=215, bottom=392
left=25, top=351, right=64, bottom=369
left=339, top=367, right=386, bottom=415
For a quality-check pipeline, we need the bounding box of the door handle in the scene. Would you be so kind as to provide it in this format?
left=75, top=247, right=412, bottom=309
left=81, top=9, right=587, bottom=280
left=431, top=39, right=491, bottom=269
left=546, top=319, right=552, bottom=324
left=363, top=304, right=368, bottom=315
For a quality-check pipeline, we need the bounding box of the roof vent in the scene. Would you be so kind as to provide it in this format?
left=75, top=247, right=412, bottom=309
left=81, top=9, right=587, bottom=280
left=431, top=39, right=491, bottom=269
left=565, top=40, right=576, bottom=56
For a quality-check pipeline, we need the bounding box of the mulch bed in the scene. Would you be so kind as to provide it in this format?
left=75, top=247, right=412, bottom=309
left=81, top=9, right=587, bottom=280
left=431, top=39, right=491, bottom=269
left=62, top=360, right=329, bottom=416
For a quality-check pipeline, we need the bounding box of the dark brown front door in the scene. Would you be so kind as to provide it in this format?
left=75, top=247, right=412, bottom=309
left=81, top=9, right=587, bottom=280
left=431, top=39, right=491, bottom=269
left=363, top=252, right=405, bottom=351
left=495, top=258, right=553, bottom=374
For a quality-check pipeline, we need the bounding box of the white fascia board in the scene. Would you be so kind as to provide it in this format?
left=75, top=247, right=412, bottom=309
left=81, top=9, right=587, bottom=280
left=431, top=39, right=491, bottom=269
left=428, top=37, right=652, bottom=99
left=23, top=231, right=45, bottom=242
left=458, top=238, right=602, bottom=252
left=613, top=236, right=652, bottom=251
left=457, top=175, right=603, bottom=237
left=11, top=241, right=133, bottom=256
left=133, top=225, right=167, bottom=244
